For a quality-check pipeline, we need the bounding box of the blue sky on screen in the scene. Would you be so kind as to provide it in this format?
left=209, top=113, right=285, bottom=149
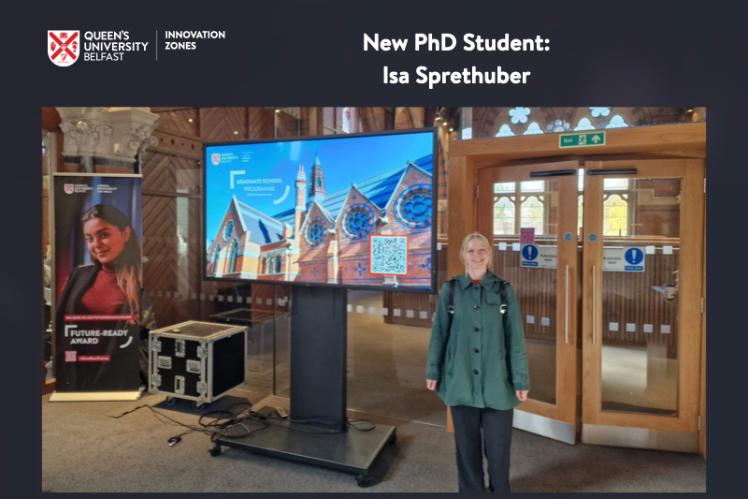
left=205, top=131, right=433, bottom=243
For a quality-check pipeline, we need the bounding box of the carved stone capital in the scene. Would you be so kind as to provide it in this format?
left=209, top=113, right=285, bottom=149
left=57, top=107, right=159, bottom=164
left=59, top=117, right=112, bottom=156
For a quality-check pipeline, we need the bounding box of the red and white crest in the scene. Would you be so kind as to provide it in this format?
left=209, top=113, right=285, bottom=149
left=63, top=183, right=75, bottom=194
left=48, top=30, right=80, bottom=67
left=211, top=153, right=221, bottom=166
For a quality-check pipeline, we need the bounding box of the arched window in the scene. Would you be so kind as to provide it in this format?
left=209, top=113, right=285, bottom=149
left=603, top=194, right=629, bottom=236
left=211, top=244, right=221, bottom=273
left=520, top=195, right=545, bottom=234
left=493, top=182, right=516, bottom=235
left=224, top=220, right=234, bottom=240
left=602, top=178, right=630, bottom=236
left=228, top=239, right=239, bottom=273
left=491, top=181, right=549, bottom=236
left=275, top=255, right=282, bottom=274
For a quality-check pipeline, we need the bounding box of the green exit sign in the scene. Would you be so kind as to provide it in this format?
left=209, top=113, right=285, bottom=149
left=559, top=132, right=606, bottom=148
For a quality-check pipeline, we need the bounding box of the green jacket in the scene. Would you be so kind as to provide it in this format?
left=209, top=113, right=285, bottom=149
left=426, top=272, right=530, bottom=410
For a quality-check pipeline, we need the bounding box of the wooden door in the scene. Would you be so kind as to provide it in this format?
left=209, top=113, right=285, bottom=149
left=477, top=161, right=580, bottom=443
left=581, top=159, right=705, bottom=451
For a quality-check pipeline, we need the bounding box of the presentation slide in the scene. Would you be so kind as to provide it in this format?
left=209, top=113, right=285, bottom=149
left=205, top=130, right=435, bottom=290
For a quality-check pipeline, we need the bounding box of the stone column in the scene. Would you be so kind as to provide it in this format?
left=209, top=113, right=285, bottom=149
left=57, top=107, right=159, bottom=173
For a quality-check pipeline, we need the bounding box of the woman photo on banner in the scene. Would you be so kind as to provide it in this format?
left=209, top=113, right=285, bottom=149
left=56, top=203, right=141, bottom=323
left=54, top=183, right=143, bottom=392
left=426, top=231, right=530, bottom=494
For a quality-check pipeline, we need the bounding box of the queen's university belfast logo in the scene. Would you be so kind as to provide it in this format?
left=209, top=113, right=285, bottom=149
left=48, top=30, right=80, bottom=67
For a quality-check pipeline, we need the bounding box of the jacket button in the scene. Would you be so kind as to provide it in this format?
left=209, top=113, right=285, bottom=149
left=473, top=305, right=480, bottom=311
left=474, top=326, right=480, bottom=332
left=474, top=348, right=480, bottom=353
left=473, top=369, right=479, bottom=375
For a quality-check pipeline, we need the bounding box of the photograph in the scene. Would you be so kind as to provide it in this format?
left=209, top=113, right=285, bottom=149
left=39, top=105, right=708, bottom=493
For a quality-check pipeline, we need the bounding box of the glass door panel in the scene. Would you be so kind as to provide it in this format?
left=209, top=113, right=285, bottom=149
left=492, top=178, right=560, bottom=405
left=478, top=161, right=580, bottom=443
left=600, top=177, right=680, bottom=416
left=582, top=160, right=704, bottom=451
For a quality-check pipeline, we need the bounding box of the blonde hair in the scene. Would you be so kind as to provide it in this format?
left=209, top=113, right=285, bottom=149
left=458, top=231, right=493, bottom=273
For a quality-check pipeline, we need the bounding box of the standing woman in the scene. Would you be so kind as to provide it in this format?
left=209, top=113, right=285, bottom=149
left=56, top=204, right=141, bottom=325
left=426, top=232, right=530, bottom=493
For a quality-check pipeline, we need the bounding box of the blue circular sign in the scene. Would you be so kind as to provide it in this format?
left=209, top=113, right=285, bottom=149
left=563, top=232, right=573, bottom=241
left=522, top=244, right=539, bottom=260
left=589, top=233, right=597, bottom=242
left=625, top=247, right=644, bottom=265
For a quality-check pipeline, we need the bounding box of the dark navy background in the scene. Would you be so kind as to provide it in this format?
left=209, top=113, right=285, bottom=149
left=30, top=0, right=713, bottom=104
left=2, top=0, right=744, bottom=497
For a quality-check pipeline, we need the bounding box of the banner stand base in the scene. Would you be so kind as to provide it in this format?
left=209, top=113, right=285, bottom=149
left=49, top=389, right=143, bottom=402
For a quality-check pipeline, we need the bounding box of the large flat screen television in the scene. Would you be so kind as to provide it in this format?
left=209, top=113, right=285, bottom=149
left=204, top=128, right=436, bottom=292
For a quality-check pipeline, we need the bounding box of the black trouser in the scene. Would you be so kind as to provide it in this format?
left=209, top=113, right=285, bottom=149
left=450, top=405, right=514, bottom=494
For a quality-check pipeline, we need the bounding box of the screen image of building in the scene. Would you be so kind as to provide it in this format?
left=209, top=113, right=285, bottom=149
left=206, top=154, right=433, bottom=288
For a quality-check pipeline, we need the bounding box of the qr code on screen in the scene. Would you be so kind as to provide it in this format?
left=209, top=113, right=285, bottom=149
left=370, top=236, right=408, bottom=275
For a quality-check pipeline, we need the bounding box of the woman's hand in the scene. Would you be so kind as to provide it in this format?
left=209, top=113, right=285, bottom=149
left=426, top=379, right=438, bottom=391
left=515, top=390, right=528, bottom=402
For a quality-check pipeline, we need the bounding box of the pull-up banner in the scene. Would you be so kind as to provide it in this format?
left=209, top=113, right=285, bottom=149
left=53, top=175, right=142, bottom=394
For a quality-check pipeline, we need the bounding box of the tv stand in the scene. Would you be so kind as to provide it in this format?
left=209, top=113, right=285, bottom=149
left=211, top=286, right=396, bottom=486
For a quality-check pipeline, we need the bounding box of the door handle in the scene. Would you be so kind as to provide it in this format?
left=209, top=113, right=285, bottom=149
left=564, top=264, right=570, bottom=345
left=592, top=265, right=598, bottom=345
